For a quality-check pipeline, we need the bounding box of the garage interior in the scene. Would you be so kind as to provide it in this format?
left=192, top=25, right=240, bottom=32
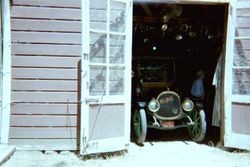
left=132, top=2, right=228, bottom=143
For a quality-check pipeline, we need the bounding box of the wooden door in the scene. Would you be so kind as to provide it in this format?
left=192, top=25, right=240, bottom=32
left=224, top=0, right=250, bottom=150
left=81, top=0, right=132, bottom=154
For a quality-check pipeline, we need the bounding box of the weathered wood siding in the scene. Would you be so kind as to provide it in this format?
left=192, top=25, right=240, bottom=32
left=232, top=0, right=250, bottom=134
left=10, top=0, right=81, bottom=150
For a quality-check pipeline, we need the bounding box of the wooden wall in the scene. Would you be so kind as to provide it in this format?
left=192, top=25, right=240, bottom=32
left=9, top=0, right=81, bottom=150
left=232, top=0, right=250, bottom=135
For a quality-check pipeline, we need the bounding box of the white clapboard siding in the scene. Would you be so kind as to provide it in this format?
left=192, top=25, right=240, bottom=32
left=12, top=31, right=81, bottom=44
left=10, top=1, right=81, bottom=150
left=11, top=104, right=78, bottom=115
left=10, top=115, right=77, bottom=127
left=12, top=0, right=81, bottom=8
left=12, top=80, right=78, bottom=91
left=12, top=92, right=78, bottom=103
left=9, top=127, right=77, bottom=139
left=11, top=19, right=81, bottom=32
left=11, top=6, right=81, bottom=20
left=12, top=68, right=78, bottom=79
left=12, top=56, right=81, bottom=68
left=12, top=44, right=81, bottom=56
left=9, top=139, right=77, bottom=150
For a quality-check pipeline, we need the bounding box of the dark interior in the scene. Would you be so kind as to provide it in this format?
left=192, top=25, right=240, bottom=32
left=132, top=3, right=227, bottom=142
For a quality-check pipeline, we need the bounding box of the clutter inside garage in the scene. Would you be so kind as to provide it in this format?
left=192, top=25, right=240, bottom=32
left=131, top=3, right=227, bottom=141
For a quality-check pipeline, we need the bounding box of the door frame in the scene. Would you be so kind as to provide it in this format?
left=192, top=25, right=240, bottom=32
left=0, top=0, right=11, bottom=144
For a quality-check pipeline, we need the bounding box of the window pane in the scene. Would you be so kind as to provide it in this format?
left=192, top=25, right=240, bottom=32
left=90, top=66, right=107, bottom=96
left=235, top=9, right=250, bottom=37
left=234, top=39, right=250, bottom=66
left=110, top=1, right=126, bottom=33
left=233, top=68, right=250, bottom=95
left=109, top=35, right=125, bottom=64
left=90, top=32, right=107, bottom=63
left=109, top=66, right=125, bottom=95
left=90, top=0, right=107, bottom=31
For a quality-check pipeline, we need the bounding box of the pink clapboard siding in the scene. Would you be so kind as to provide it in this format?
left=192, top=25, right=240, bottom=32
left=10, top=0, right=82, bottom=150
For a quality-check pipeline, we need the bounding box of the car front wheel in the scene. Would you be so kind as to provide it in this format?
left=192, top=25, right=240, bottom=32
left=133, top=108, right=147, bottom=145
left=188, top=109, right=206, bottom=142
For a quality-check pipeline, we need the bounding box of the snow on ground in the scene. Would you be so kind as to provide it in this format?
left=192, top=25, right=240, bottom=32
left=2, top=141, right=250, bottom=167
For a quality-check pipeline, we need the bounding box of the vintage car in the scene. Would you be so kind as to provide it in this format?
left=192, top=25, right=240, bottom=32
left=132, top=88, right=207, bottom=145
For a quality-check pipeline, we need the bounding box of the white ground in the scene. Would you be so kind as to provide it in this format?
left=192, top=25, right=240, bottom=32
left=2, top=141, right=250, bottom=167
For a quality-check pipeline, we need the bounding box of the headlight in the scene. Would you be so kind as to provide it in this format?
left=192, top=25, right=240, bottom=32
left=182, top=99, right=194, bottom=112
left=148, top=99, right=160, bottom=113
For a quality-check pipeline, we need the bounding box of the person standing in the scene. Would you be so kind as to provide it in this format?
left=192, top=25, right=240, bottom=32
left=191, top=70, right=205, bottom=102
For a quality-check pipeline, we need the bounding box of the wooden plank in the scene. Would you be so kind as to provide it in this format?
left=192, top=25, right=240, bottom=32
left=12, top=56, right=80, bottom=68
left=12, top=31, right=81, bottom=44
left=9, top=139, right=77, bottom=150
left=11, top=103, right=78, bottom=115
left=11, top=92, right=78, bottom=103
left=11, top=19, right=81, bottom=32
left=12, top=0, right=81, bottom=8
left=9, top=127, right=77, bottom=138
left=10, top=115, right=77, bottom=127
left=12, top=68, right=78, bottom=79
left=12, top=43, right=81, bottom=56
left=12, top=80, right=78, bottom=91
left=11, top=6, right=81, bottom=20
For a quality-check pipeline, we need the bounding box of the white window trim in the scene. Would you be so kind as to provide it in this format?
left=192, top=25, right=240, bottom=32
left=1, top=0, right=11, bottom=144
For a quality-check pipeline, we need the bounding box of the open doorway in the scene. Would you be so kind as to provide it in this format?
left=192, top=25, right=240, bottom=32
left=131, top=2, right=228, bottom=144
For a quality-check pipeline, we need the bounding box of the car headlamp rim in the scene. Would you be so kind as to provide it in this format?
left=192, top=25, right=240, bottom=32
left=148, top=99, right=160, bottom=113
left=182, top=99, right=194, bottom=112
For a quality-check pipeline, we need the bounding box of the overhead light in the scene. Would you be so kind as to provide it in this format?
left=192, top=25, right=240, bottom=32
left=175, top=34, right=183, bottom=40
left=161, top=24, right=168, bottom=32
left=162, top=15, right=169, bottom=23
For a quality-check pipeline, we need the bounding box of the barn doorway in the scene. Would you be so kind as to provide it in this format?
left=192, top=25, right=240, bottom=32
left=131, top=2, right=228, bottom=144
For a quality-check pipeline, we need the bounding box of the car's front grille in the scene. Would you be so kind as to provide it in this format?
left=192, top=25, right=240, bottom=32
left=156, top=91, right=181, bottom=118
